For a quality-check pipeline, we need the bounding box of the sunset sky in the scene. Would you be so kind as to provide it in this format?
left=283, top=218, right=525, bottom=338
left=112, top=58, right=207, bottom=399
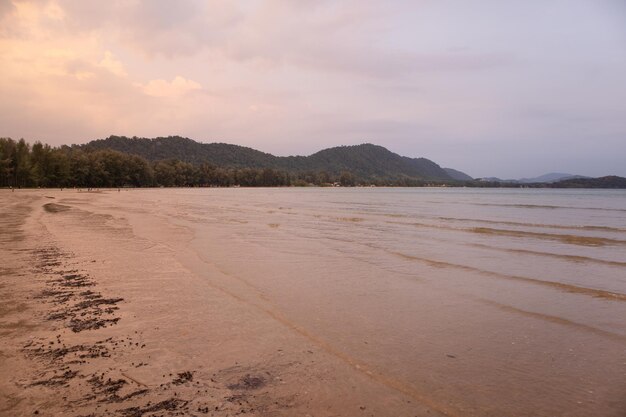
left=1, top=0, right=625, bottom=178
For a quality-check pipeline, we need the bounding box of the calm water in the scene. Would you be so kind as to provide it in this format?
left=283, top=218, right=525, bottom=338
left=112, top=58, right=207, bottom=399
left=64, top=188, right=626, bottom=415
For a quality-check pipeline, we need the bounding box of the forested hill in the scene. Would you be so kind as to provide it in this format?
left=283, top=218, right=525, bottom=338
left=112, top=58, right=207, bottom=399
left=549, top=176, right=626, bottom=189
left=83, top=136, right=453, bottom=181
left=443, top=168, right=474, bottom=181
left=2, top=136, right=624, bottom=189
left=84, top=136, right=279, bottom=168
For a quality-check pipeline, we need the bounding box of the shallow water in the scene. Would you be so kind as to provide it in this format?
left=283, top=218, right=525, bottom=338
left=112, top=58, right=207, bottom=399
left=34, top=188, right=626, bottom=415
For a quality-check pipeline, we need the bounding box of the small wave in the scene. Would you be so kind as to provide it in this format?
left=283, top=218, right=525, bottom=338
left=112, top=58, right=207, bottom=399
left=386, top=220, right=447, bottom=230
left=389, top=251, right=626, bottom=301
left=386, top=220, right=626, bottom=247
left=377, top=213, right=411, bottom=219
left=468, top=243, right=626, bottom=268
left=472, top=203, right=626, bottom=212
left=471, top=227, right=626, bottom=247
left=336, top=217, right=365, bottom=222
left=476, top=299, right=626, bottom=341
left=438, top=217, right=626, bottom=233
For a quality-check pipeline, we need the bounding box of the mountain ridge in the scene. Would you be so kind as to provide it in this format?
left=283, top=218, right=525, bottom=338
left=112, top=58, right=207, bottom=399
left=81, top=136, right=455, bottom=181
left=443, top=168, right=473, bottom=181
left=2, top=136, right=624, bottom=188
left=518, top=172, right=588, bottom=183
left=479, top=172, right=589, bottom=184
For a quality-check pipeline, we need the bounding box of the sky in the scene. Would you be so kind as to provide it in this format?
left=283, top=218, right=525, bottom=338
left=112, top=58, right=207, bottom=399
left=1, top=0, right=625, bottom=178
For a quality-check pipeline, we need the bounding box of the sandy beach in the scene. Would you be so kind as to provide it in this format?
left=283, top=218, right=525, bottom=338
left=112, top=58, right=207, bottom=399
left=1, top=188, right=625, bottom=417
left=1, top=190, right=439, bottom=417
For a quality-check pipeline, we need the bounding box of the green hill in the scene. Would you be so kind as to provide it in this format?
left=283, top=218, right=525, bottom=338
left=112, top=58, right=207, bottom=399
left=3, top=136, right=624, bottom=188
left=443, top=167, right=473, bottom=181
left=84, top=136, right=279, bottom=168
left=82, top=136, right=453, bottom=181
left=549, top=176, right=626, bottom=188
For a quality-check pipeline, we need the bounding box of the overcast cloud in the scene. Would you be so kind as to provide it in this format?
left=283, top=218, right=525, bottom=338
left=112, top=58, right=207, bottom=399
left=1, top=0, right=624, bottom=178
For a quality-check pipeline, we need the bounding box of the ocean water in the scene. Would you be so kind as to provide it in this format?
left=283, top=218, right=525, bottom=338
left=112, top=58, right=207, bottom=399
left=113, top=187, right=625, bottom=416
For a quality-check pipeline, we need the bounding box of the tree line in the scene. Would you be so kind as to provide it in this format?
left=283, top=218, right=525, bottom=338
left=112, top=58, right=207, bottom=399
left=4, top=138, right=620, bottom=189
left=0, top=138, right=389, bottom=188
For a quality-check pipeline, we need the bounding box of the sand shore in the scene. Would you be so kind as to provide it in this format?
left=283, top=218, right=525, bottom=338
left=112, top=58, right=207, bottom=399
left=0, top=190, right=442, bottom=417
left=2, top=188, right=625, bottom=417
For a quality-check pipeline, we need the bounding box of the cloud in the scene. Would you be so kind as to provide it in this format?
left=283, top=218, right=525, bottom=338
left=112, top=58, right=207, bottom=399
left=98, top=51, right=127, bottom=77
left=56, top=0, right=243, bottom=58
left=1, top=1, right=625, bottom=177
left=137, top=76, right=202, bottom=98
left=47, top=1, right=507, bottom=78
left=43, top=1, right=64, bottom=20
left=0, top=0, right=15, bottom=17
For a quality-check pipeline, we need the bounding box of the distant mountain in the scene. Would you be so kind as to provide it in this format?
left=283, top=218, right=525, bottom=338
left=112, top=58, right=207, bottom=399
left=81, top=136, right=454, bottom=181
left=478, top=172, right=588, bottom=184
left=518, top=172, right=588, bottom=184
left=443, top=168, right=473, bottom=181
left=477, top=177, right=512, bottom=183
left=549, top=176, right=626, bottom=189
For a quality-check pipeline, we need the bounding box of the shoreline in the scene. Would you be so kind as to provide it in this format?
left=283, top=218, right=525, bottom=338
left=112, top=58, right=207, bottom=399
left=2, top=188, right=625, bottom=416
left=1, top=190, right=439, bottom=417
left=0, top=195, right=237, bottom=416
left=3, top=184, right=626, bottom=190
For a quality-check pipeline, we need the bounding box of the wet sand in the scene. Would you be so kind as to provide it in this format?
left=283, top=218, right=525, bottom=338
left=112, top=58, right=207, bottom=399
left=1, top=188, right=625, bottom=416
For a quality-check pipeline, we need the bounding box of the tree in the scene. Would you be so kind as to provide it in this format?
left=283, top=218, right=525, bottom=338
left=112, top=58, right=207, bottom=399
left=14, top=139, right=33, bottom=187
left=0, top=138, right=16, bottom=187
left=339, top=171, right=355, bottom=186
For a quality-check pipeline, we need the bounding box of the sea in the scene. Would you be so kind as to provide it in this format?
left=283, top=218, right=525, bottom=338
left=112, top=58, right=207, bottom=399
left=121, top=187, right=626, bottom=416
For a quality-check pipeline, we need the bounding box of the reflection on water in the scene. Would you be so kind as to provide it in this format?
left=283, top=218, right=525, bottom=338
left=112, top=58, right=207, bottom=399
left=97, top=188, right=626, bottom=416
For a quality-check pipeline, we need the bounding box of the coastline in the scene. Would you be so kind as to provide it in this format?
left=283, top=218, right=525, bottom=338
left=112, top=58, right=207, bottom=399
left=2, top=188, right=625, bottom=417
left=0, top=190, right=440, bottom=417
